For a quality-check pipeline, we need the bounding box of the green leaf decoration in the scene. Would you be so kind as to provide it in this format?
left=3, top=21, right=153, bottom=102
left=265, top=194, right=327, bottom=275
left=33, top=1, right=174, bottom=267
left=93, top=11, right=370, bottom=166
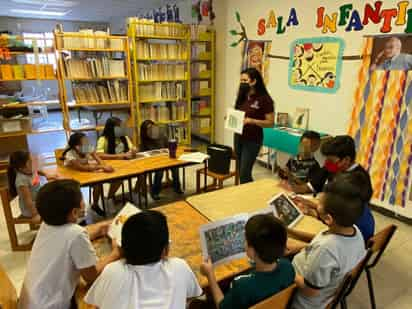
left=229, top=29, right=237, bottom=35
left=230, top=41, right=239, bottom=47
left=235, top=11, right=241, bottom=22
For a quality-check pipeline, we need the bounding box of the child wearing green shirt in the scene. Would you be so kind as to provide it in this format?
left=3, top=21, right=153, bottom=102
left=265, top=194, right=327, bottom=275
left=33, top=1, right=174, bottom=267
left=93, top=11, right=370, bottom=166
left=200, top=214, right=295, bottom=309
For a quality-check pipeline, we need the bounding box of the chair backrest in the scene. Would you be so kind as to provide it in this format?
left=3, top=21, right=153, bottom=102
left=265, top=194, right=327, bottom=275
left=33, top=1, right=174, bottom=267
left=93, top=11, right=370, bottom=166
left=0, top=263, right=18, bottom=309
left=249, top=284, right=297, bottom=309
left=0, top=187, right=13, bottom=221
left=326, top=249, right=373, bottom=309
left=54, top=148, right=65, bottom=167
left=367, top=224, right=397, bottom=268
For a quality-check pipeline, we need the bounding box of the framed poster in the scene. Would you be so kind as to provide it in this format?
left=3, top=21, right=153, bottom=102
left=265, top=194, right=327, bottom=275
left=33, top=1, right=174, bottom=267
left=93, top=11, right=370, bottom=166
left=289, top=37, right=345, bottom=94
left=242, top=40, right=272, bottom=83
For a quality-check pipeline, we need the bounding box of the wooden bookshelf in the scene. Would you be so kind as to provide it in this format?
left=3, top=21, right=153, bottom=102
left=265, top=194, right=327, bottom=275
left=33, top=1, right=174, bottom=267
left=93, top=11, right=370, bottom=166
left=190, top=27, right=215, bottom=144
left=54, top=28, right=136, bottom=143
left=128, top=18, right=192, bottom=145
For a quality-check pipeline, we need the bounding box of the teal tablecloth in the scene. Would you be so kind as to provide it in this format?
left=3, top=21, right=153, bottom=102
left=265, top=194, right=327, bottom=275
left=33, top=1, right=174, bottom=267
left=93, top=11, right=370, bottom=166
left=263, top=127, right=328, bottom=156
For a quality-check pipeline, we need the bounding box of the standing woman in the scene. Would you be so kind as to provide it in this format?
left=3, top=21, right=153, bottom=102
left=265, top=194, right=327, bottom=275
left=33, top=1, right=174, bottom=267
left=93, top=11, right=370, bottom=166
left=234, top=68, right=275, bottom=184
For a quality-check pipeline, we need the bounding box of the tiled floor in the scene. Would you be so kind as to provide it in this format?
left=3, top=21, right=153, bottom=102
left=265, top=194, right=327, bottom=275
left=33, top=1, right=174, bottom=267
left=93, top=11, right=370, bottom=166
left=1, top=163, right=411, bottom=308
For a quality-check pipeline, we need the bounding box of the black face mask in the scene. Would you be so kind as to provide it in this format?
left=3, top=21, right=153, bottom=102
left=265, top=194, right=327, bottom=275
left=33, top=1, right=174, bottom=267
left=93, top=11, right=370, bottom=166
left=239, top=82, right=251, bottom=94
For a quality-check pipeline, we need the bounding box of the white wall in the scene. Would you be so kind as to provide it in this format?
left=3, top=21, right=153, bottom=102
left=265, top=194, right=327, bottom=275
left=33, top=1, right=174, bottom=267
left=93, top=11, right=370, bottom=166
left=214, top=0, right=410, bottom=145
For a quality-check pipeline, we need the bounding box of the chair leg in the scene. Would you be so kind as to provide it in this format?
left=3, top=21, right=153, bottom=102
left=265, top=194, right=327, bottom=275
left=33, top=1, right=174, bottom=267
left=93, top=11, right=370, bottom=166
left=366, top=268, right=376, bottom=309
left=121, top=182, right=125, bottom=205
left=128, top=178, right=133, bottom=202
left=218, top=179, right=223, bottom=189
left=100, top=184, right=106, bottom=216
left=340, top=298, right=347, bottom=309
left=196, top=170, right=201, bottom=194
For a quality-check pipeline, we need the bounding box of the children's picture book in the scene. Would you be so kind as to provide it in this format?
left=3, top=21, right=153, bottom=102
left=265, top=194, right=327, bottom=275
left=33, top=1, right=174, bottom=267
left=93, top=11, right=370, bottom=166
left=178, top=152, right=209, bottom=163
left=200, top=214, right=249, bottom=265
left=276, top=112, right=289, bottom=127
left=268, top=193, right=303, bottom=228
left=225, top=108, right=245, bottom=134
left=292, top=108, right=310, bottom=130
left=249, top=207, right=275, bottom=218
left=108, top=203, right=141, bottom=246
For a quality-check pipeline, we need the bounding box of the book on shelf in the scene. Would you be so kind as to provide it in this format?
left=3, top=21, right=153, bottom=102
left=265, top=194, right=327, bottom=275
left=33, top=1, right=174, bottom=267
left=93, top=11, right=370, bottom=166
left=192, top=118, right=211, bottom=135
left=139, top=63, right=185, bottom=81
left=132, top=19, right=186, bottom=37
left=192, top=80, right=210, bottom=96
left=191, top=44, right=206, bottom=59
left=137, top=41, right=187, bottom=59
left=64, top=57, right=125, bottom=79
left=0, top=64, right=54, bottom=80
left=141, top=101, right=186, bottom=122
left=167, top=124, right=188, bottom=142
left=139, top=81, right=185, bottom=100
left=72, top=80, right=128, bottom=104
left=59, top=29, right=124, bottom=50
left=191, top=63, right=208, bottom=78
left=190, top=25, right=210, bottom=40
left=192, top=99, right=210, bottom=115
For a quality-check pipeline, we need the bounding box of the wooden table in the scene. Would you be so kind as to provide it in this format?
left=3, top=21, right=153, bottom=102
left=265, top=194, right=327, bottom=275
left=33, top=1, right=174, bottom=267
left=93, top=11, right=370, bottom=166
left=76, top=201, right=251, bottom=309
left=187, top=178, right=326, bottom=235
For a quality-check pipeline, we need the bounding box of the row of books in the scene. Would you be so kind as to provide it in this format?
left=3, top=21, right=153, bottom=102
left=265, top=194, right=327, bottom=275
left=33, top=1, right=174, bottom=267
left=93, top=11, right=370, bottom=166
left=191, top=63, right=209, bottom=78
left=167, top=124, right=188, bottom=142
left=141, top=102, right=186, bottom=122
left=139, top=82, right=185, bottom=100
left=137, top=42, right=187, bottom=59
left=190, top=25, right=210, bottom=40
left=64, top=57, right=125, bottom=79
left=191, top=44, right=208, bottom=58
left=0, top=64, right=54, bottom=80
left=192, top=118, right=211, bottom=135
left=133, top=19, right=186, bottom=37
left=192, top=81, right=210, bottom=95
left=58, top=30, right=124, bottom=50
left=72, top=81, right=128, bottom=104
left=192, top=99, right=210, bottom=115
left=138, top=63, right=185, bottom=81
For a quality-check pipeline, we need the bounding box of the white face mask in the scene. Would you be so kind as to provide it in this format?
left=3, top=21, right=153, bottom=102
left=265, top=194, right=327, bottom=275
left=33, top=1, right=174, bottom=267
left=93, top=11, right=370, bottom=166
left=79, top=144, right=93, bottom=154
left=148, top=125, right=160, bottom=139
left=114, top=126, right=126, bottom=138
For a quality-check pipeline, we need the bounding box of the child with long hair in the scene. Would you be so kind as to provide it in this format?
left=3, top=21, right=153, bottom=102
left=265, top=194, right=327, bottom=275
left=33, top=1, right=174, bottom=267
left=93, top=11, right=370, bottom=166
left=61, top=132, right=114, bottom=216
left=7, top=151, right=58, bottom=223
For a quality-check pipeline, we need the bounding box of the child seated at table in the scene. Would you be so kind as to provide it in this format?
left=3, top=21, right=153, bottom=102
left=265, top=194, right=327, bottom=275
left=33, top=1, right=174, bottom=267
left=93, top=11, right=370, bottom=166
left=19, top=180, right=120, bottom=309
left=7, top=150, right=58, bottom=223
left=61, top=132, right=114, bottom=216
left=291, top=174, right=366, bottom=309
left=278, top=130, right=321, bottom=184
left=84, top=210, right=202, bottom=309
left=140, top=120, right=183, bottom=200
left=200, top=214, right=295, bottom=309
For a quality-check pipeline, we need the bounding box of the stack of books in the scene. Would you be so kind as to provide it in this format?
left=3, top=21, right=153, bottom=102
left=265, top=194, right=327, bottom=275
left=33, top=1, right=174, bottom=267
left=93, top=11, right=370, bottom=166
left=192, top=99, right=210, bottom=115
left=72, top=80, right=128, bottom=104
left=192, top=81, right=210, bottom=96
left=132, top=19, right=186, bottom=37
left=139, top=82, right=185, bottom=100
left=137, top=42, right=187, bottom=60
left=0, top=64, right=55, bottom=80
left=191, top=63, right=209, bottom=78
left=64, top=57, right=126, bottom=79
left=60, top=30, right=124, bottom=50
left=141, top=101, right=186, bottom=122
left=139, top=63, right=185, bottom=80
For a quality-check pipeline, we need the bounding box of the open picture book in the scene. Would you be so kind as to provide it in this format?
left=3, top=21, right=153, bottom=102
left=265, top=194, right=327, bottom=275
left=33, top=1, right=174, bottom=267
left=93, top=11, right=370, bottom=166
left=108, top=203, right=141, bottom=246
left=199, top=194, right=303, bottom=265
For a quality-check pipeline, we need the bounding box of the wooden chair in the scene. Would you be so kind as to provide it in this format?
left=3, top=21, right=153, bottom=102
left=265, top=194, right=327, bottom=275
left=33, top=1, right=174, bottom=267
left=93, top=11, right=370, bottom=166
left=249, top=284, right=297, bottom=309
left=196, top=156, right=239, bottom=193
left=326, top=248, right=373, bottom=309
left=365, top=224, right=397, bottom=309
left=0, top=263, right=17, bottom=309
left=0, top=187, right=35, bottom=251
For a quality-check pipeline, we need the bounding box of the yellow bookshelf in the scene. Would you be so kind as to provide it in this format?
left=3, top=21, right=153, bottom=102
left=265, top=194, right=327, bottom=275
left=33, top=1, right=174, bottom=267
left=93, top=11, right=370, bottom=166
left=190, top=27, right=215, bottom=143
left=128, top=18, right=192, bottom=145
left=54, top=28, right=136, bottom=143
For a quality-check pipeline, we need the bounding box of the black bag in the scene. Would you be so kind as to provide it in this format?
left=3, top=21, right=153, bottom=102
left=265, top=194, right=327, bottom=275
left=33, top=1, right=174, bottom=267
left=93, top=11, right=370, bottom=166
left=207, top=144, right=232, bottom=175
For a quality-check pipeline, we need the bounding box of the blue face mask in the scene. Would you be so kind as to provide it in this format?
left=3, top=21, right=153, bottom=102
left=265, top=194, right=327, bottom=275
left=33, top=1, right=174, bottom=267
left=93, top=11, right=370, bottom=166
left=114, top=127, right=126, bottom=138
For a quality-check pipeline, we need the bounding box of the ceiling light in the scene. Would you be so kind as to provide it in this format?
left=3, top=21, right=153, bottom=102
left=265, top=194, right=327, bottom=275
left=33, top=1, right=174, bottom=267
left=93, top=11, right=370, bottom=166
left=11, top=0, right=77, bottom=8
left=10, top=9, right=69, bottom=16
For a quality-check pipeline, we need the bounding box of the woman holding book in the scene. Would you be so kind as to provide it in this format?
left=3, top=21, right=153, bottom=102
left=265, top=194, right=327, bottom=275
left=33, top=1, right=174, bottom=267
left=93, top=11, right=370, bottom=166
left=140, top=120, right=183, bottom=200
left=234, top=68, right=275, bottom=184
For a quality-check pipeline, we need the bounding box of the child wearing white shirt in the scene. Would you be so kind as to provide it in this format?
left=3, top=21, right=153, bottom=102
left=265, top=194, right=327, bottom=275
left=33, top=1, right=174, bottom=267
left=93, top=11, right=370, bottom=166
left=85, top=210, right=203, bottom=309
left=19, top=180, right=121, bottom=309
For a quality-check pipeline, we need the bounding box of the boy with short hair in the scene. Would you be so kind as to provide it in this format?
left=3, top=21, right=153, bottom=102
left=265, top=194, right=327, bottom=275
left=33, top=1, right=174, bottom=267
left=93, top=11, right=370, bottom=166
left=19, top=180, right=120, bottom=309
left=200, top=214, right=295, bottom=309
left=279, top=130, right=321, bottom=184
left=85, top=210, right=202, bottom=309
left=291, top=174, right=367, bottom=309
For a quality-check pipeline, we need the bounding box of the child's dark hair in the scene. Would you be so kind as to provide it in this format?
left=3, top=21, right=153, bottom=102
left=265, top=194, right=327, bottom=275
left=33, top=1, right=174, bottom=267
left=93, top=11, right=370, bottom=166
left=7, top=151, right=31, bottom=199
left=36, top=179, right=82, bottom=226
left=301, top=130, right=321, bottom=142
left=61, top=132, right=86, bottom=160
left=245, top=214, right=286, bottom=263
left=102, top=117, right=129, bottom=154
left=321, top=135, right=356, bottom=161
left=323, top=173, right=364, bottom=227
left=122, top=210, right=169, bottom=265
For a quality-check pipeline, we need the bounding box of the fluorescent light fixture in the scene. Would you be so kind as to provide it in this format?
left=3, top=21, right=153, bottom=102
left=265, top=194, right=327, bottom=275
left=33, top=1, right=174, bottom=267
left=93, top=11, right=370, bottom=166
left=11, top=0, right=77, bottom=7
left=10, top=9, right=69, bottom=16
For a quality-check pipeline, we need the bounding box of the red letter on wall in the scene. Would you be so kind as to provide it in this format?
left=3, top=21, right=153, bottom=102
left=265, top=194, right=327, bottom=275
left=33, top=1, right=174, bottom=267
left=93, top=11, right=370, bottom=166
left=257, top=18, right=266, bottom=36
left=316, top=7, right=325, bottom=28
left=380, top=9, right=398, bottom=33
left=363, top=1, right=383, bottom=25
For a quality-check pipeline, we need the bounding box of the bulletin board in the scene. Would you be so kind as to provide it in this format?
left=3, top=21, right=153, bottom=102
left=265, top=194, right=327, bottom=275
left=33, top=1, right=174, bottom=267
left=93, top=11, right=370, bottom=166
left=289, top=37, right=345, bottom=94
